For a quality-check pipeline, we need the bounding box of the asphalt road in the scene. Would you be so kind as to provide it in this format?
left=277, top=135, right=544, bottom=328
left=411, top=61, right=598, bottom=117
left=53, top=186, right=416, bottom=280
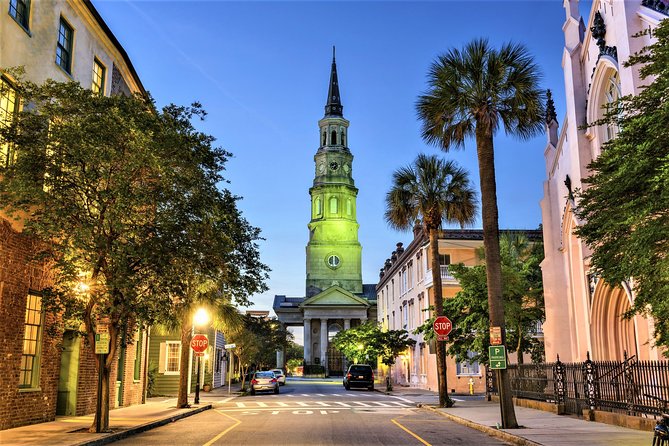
left=114, top=379, right=509, bottom=446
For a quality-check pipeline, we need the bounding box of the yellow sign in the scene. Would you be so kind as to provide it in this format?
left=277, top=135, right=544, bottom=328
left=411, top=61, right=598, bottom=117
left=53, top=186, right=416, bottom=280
left=490, top=326, right=502, bottom=345
left=95, top=333, right=110, bottom=354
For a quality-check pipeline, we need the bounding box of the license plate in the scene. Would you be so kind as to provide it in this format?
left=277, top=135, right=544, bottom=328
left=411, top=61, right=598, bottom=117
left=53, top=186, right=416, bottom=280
left=358, top=375, right=364, bottom=379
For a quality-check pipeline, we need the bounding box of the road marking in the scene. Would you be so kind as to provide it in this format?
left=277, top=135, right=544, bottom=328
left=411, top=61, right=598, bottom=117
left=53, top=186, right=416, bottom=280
left=235, top=402, right=246, bottom=408
left=372, top=401, right=391, bottom=407
left=392, top=396, right=415, bottom=403
left=391, top=417, right=432, bottom=446
left=315, top=393, right=326, bottom=397
left=216, top=397, right=233, bottom=404
left=256, top=402, right=268, bottom=407
left=334, top=402, right=350, bottom=407
left=271, top=411, right=280, bottom=415
left=276, top=402, right=289, bottom=407
left=204, top=411, right=241, bottom=446
left=301, top=393, right=311, bottom=396
left=296, top=401, right=310, bottom=407
left=292, top=410, right=313, bottom=415
left=353, top=401, right=371, bottom=406
left=314, top=401, right=330, bottom=406
left=320, top=410, right=328, bottom=414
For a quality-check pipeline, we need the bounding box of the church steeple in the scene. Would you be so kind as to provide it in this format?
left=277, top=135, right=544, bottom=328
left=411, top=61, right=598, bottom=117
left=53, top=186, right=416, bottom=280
left=324, top=46, right=343, bottom=117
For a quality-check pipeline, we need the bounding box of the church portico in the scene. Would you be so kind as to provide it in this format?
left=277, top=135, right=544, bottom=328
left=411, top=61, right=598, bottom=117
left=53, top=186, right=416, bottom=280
left=273, top=49, right=376, bottom=376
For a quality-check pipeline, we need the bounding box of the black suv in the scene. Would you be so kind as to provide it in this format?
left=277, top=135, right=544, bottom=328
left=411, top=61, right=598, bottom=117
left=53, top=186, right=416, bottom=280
left=343, top=364, right=374, bottom=391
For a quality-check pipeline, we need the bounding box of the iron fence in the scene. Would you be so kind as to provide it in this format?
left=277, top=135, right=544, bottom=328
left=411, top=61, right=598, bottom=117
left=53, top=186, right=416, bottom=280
left=488, top=353, right=669, bottom=418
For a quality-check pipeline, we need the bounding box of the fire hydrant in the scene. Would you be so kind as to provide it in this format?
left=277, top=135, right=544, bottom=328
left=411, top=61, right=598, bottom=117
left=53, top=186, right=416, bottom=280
left=468, top=378, right=474, bottom=395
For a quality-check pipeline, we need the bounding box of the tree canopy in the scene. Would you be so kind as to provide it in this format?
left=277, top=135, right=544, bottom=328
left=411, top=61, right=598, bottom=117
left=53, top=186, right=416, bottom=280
left=574, top=20, right=669, bottom=351
left=0, top=77, right=268, bottom=428
left=331, top=322, right=415, bottom=367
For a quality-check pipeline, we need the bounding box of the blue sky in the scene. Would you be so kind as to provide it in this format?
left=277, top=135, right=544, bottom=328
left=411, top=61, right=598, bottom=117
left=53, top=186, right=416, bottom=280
left=94, top=1, right=589, bottom=319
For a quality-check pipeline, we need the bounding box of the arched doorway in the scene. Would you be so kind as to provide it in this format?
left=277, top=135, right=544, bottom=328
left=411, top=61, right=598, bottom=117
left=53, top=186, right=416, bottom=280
left=591, top=281, right=637, bottom=360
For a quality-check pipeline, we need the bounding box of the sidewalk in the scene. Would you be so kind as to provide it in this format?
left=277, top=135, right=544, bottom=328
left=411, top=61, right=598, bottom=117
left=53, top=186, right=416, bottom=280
left=0, top=388, right=232, bottom=446
left=384, top=386, right=653, bottom=446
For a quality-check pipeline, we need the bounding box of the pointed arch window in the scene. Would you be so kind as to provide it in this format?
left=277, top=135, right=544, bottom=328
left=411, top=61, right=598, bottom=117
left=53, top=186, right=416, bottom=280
left=314, top=196, right=322, bottom=216
left=603, top=71, right=621, bottom=142
left=341, top=129, right=346, bottom=146
left=322, top=132, right=327, bottom=146
left=329, top=197, right=338, bottom=214
left=331, top=129, right=337, bottom=145
left=346, top=199, right=352, bottom=216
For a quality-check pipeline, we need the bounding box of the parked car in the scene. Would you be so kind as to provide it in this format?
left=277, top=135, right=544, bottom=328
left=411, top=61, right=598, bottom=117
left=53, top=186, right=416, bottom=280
left=270, top=368, right=286, bottom=386
left=250, top=371, right=279, bottom=395
left=343, top=364, right=374, bottom=391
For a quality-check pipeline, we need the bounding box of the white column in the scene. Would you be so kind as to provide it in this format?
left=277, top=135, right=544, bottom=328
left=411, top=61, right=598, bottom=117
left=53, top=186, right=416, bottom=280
left=320, top=319, right=328, bottom=373
left=304, top=318, right=311, bottom=364
left=344, top=319, right=351, bottom=330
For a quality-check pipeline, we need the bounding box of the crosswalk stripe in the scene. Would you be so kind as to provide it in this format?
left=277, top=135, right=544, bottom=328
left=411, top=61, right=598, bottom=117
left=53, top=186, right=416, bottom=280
left=301, top=394, right=310, bottom=397
left=353, top=401, right=370, bottom=407
left=334, top=402, right=351, bottom=407
left=315, top=393, right=326, bottom=397
left=314, top=402, right=330, bottom=406
left=256, top=402, right=268, bottom=407
left=372, top=402, right=391, bottom=407
left=236, top=402, right=246, bottom=408
left=389, top=401, right=408, bottom=406
left=296, top=402, right=310, bottom=407
left=276, top=402, right=289, bottom=407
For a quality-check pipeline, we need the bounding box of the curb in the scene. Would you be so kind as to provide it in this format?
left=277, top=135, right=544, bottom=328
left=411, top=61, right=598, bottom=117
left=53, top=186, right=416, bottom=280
left=74, top=404, right=213, bottom=446
left=420, top=404, right=541, bottom=446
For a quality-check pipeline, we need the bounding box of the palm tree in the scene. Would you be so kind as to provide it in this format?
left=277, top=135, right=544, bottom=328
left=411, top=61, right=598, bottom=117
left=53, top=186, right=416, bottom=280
left=416, top=39, right=545, bottom=427
left=385, top=153, right=477, bottom=407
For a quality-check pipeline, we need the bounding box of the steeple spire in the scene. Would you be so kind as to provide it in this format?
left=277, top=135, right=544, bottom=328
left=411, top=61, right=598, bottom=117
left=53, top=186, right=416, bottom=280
left=324, top=46, right=343, bottom=117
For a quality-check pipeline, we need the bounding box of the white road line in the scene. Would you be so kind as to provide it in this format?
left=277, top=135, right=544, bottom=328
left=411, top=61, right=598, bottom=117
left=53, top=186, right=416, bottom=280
left=296, top=402, right=310, bottom=407
left=353, top=401, right=370, bottom=407
left=334, top=402, right=351, bottom=407
left=389, top=401, right=409, bottom=406
left=301, top=393, right=311, bottom=397
left=391, top=396, right=414, bottom=403
left=216, top=397, right=233, bottom=404
left=276, top=402, right=289, bottom=407
left=236, top=402, right=246, bottom=408
left=314, top=402, right=330, bottom=406
left=320, top=410, right=328, bottom=415
left=371, top=401, right=391, bottom=407
left=256, top=402, right=268, bottom=407
left=315, top=393, right=326, bottom=397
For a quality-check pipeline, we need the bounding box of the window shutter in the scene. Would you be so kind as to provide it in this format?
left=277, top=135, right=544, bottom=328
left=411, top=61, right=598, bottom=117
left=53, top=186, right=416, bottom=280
left=159, top=342, right=166, bottom=373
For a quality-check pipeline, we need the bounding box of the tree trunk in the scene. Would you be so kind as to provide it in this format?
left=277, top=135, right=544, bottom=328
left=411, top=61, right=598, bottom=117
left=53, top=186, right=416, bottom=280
left=474, top=123, right=518, bottom=428
left=516, top=326, right=524, bottom=366
left=177, top=317, right=193, bottom=408
left=88, top=325, right=117, bottom=433
left=429, top=227, right=451, bottom=407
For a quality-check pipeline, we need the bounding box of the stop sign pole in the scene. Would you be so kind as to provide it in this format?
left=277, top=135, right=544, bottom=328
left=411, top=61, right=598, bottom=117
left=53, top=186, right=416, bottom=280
left=433, top=316, right=453, bottom=341
left=191, top=334, right=209, bottom=404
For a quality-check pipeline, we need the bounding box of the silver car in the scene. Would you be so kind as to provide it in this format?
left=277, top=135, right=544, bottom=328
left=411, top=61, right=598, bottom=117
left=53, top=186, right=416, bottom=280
left=250, top=371, right=279, bottom=395
left=270, top=368, right=286, bottom=386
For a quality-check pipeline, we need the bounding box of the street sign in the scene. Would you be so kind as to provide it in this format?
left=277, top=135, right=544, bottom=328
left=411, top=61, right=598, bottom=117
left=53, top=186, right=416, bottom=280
left=490, top=326, right=502, bottom=346
left=433, top=316, right=453, bottom=340
left=224, top=343, right=236, bottom=349
left=488, top=345, right=507, bottom=370
left=191, top=334, right=209, bottom=353
left=95, top=333, right=110, bottom=354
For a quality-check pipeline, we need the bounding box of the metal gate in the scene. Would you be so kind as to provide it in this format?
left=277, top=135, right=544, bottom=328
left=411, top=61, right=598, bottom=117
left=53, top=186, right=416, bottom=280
left=328, top=344, right=345, bottom=377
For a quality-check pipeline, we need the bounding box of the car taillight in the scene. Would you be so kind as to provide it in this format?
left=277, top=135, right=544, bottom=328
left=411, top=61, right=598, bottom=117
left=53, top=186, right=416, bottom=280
left=346, top=373, right=352, bottom=379
left=251, top=379, right=258, bottom=385
left=270, top=378, right=277, bottom=383
left=371, top=372, right=374, bottom=380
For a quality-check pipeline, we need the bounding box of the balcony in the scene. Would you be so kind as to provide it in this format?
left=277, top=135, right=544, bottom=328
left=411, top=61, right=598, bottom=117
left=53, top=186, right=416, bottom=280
left=424, top=265, right=458, bottom=287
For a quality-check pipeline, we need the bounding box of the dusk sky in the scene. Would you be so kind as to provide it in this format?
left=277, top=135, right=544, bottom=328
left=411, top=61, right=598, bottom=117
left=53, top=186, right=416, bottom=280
left=94, top=1, right=593, bottom=327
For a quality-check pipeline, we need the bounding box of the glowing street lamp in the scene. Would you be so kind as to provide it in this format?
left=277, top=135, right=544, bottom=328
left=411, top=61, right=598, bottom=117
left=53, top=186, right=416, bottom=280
left=193, top=308, right=209, bottom=405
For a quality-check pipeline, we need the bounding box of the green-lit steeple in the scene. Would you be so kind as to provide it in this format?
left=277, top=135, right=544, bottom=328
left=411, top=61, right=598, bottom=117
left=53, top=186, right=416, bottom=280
left=306, top=50, right=362, bottom=298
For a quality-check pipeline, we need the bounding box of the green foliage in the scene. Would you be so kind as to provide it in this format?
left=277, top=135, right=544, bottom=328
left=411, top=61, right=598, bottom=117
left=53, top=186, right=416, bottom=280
left=285, top=341, right=304, bottom=363
left=228, top=315, right=293, bottom=370
left=414, top=233, right=545, bottom=364
left=574, top=20, right=669, bottom=351
left=331, top=322, right=415, bottom=366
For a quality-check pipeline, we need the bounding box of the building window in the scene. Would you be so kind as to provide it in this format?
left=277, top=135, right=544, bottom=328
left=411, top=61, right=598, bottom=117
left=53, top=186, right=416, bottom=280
left=456, top=351, right=480, bottom=376
left=329, top=197, right=338, bottom=214
left=326, top=254, right=340, bottom=269
left=19, top=292, right=43, bottom=388
left=604, top=71, right=621, bottom=142
left=438, top=254, right=451, bottom=266
left=133, top=330, right=143, bottom=381
left=92, top=58, right=105, bottom=95
left=314, top=196, right=322, bottom=217
left=1, top=77, right=19, bottom=167
left=8, top=0, right=30, bottom=30
left=331, top=129, right=337, bottom=145
left=165, top=341, right=181, bottom=374
left=56, top=17, right=74, bottom=74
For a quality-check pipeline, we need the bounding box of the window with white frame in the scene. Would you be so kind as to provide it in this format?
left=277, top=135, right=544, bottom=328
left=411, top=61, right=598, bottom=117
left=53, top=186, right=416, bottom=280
left=408, top=261, right=413, bottom=290
left=91, top=58, right=105, bottom=95
left=456, top=351, right=480, bottom=375
left=408, top=300, right=414, bottom=329
left=165, top=341, right=181, bottom=374
left=19, top=292, right=43, bottom=388
left=402, top=302, right=408, bottom=329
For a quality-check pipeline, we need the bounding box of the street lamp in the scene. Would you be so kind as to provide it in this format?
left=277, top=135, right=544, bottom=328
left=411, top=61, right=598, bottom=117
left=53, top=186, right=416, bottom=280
left=193, top=308, right=210, bottom=405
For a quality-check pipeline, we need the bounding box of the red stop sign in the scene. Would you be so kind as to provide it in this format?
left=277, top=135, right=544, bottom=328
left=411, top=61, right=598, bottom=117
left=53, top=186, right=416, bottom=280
left=190, top=334, right=209, bottom=353
left=433, top=316, right=453, bottom=337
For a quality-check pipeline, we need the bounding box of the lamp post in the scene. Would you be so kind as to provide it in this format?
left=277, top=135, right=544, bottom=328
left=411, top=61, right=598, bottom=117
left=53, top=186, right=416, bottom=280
left=193, top=308, right=210, bottom=405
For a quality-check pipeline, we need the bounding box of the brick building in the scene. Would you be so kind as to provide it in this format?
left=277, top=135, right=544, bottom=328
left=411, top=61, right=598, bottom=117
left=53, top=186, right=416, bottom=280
left=0, top=0, right=147, bottom=429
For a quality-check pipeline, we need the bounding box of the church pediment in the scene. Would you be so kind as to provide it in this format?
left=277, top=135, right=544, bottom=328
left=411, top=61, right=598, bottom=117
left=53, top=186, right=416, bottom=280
left=300, top=286, right=370, bottom=308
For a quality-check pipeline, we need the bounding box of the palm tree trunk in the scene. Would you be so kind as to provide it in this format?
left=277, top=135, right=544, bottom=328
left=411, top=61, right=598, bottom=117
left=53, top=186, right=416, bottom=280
left=475, top=124, right=518, bottom=428
left=429, top=227, right=451, bottom=407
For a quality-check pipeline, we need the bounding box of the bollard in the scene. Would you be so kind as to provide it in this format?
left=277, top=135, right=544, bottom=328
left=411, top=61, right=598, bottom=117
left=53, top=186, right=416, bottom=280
left=469, top=378, right=474, bottom=395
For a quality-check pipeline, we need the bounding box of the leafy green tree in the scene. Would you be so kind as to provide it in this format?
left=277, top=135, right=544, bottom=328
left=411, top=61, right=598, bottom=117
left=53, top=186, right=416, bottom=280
left=416, top=39, right=545, bottom=426
left=0, top=79, right=267, bottom=429
left=331, top=322, right=415, bottom=382
left=416, top=233, right=544, bottom=366
left=574, top=20, right=669, bottom=352
left=385, top=153, right=476, bottom=407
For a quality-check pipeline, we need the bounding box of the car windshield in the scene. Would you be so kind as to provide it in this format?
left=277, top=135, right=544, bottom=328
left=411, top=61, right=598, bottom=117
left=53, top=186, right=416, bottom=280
left=271, top=370, right=283, bottom=375
left=350, top=366, right=371, bottom=373
left=255, top=372, right=274, bottom=378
